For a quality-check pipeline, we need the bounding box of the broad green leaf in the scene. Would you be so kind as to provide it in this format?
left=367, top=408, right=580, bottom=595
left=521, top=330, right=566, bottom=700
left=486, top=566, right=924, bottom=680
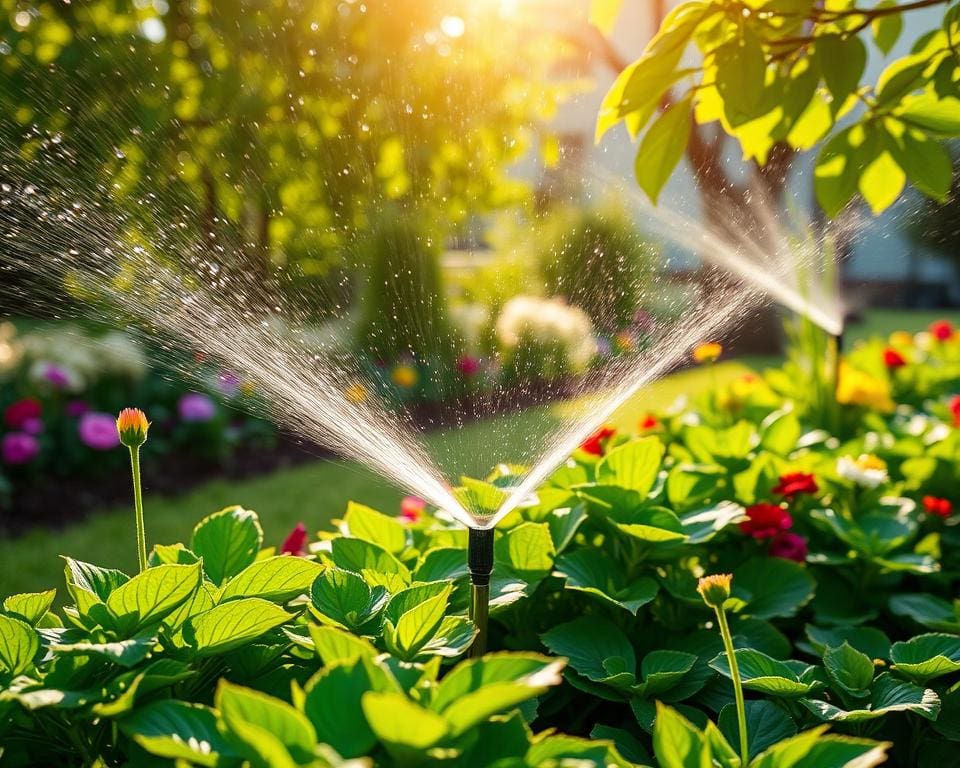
left=816, top=34, right=866, bottom=104
left=824, top=642, right=875, bottom=697
left=681, top=502, right=746, bottom=544
left=49, top=632, right=156, bottom=667
left=541, top=617, right=635, bottom=685
left=872, top=5, right=903, bottom=55
left=310, top=567, right=386, bottom=631
left=815, top=124, right=875, bottom=216
left=362, top=692, right=449, bottom=754
left=419, top=615, right=476, bottom=658
left=734, top=557, right=815, bottom=619
left=885, top=126, right=952, bottom=200
left=751, top=726, right=888, bottom=768
left=105, top=562, right=203, bottom=636
left=635, top=94, right=693, bottom=204
left=495, top=522, right=555, bottom=581
left=898, top=92, right=960, bottom=133
left=801, top=672, right=940, bottom=722
left=184, top=598, right=289, bottom=657
left=554, top=549, right=658, bottom=614
left=384, top=584, right=451, bottom=659
left=876, top=53, right=928, bottom=105
left=859, top=141, right=905, bottom=214
left=719, top=700, right=796, bottom=760
left=308, top=624, right=378, bottom=665
left=220, top=556, right=324, bottom=603
left=0, top=615, right=39, bottom=679
left=760, top=409, right=801, bottom=455
left=191, top=506, right=262, bottom=585
left=453, top=477, right=508, bottom=516
left=119, top=700, right=233, bottom=767
left=715, top=29, right=767, bottom=126
left=343, top=501, right=408, bottom=555
left=414, top=547, right=469, bottom=582
left=432, top=653, right=563, bottom=713
left=63, top=557, right=128, bottom=601
left=667, top=464, right=723, bottom=510
left=788, top=91, right=833, bottom=150
left=330, top=537, right=409, bottom=581
left=635, top=650, right=698, bottom=697
left=304, top=659, right=377, bottom=758
left=652, top=702, right=711, bottom=768
left=889, top=593, right=960, bottom=632
left=710, top=649, right=820, bottom=697
left=804, top=625, right=891, bottom=660
left=3, top=590, right=56, bottom=625
left=216, top=680, right=316, bottom=764
left=890, top=633, right=960, bottom=683
left=618, top=506, right=687, bottom=543
left=597, top=436, right=665, bottom=496
left=93, top=659, right=194, bottom=717
left=149, top=543, right=199, bottom=566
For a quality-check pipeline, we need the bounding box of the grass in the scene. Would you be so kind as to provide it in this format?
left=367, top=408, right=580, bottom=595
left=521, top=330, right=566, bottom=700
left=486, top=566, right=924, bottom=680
left=1, top=308, right=955, bottom=596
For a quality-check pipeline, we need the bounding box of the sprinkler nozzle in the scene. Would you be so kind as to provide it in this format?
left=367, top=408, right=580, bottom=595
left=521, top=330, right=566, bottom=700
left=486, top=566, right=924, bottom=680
left=468, top=527, right=494, bottom=658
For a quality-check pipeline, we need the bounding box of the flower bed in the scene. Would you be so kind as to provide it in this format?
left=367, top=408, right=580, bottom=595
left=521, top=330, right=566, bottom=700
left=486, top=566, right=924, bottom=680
left=0, top=323, right=958, bottom=766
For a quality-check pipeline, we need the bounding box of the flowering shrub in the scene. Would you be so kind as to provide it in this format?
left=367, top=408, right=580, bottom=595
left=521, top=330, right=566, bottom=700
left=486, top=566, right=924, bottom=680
left=0, top=323, right=274, bottom=515
left=0, top=323, right=957, bottom=765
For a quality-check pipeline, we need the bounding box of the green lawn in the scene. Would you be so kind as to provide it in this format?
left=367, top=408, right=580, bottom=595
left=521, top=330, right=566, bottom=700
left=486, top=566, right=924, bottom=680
left=1, top=308, right=955, bottom=597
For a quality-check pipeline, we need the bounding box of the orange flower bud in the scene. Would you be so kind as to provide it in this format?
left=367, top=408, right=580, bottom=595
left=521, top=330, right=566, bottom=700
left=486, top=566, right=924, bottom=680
left=116, top=407, right=150, bottom=448
left=697, top=573, right=732, bottom=608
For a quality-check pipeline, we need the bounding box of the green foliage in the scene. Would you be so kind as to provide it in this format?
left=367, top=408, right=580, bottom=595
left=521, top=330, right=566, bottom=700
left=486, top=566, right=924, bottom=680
left=600, top=0, right=960, bottom=214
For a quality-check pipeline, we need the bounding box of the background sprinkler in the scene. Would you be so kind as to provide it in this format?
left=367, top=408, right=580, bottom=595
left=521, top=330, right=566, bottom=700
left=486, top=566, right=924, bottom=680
left=467, top=527, right=495, bottom=657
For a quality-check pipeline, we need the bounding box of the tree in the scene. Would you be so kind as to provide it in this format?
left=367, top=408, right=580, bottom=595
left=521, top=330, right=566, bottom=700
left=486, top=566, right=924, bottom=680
left=596, top=0, right=960, bottom=217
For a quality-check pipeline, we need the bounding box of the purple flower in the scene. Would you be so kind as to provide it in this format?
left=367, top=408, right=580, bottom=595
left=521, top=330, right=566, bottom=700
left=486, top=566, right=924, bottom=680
left=217, top=371, right=241, bottom=396
left=2, top=432, right=39, bottom=465
left=66, top=400, right=90, bottom=418
left=178, top=392, right=217, bottom=423
left=41, top=363, right=72, bottom=390
left=78, top=412, right=120, bottom=451
left=21, top=417, right=44, bottom=435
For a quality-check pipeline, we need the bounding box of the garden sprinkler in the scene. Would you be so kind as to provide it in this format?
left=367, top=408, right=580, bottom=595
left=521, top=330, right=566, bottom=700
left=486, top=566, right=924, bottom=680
left=467, top=526, right=494, bottom=657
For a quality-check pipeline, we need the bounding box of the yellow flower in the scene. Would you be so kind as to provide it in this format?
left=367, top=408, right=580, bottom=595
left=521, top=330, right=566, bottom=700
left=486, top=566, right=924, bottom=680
left=614, top=332, right=636, bottom=353
left=693, top=342, right=722, bottom=364
left=345, top=383, right=368, bottom=404
left=116, top=407, right=150, bottom=448
left=888, top=331, right=913, bottom=348
left=836, top=362, right=895, bottom=413
left=697, top=574, right=732, bottom=608
left=240, top=380, right=256, bottom=396
left=391, top=364, right=419, bottom=389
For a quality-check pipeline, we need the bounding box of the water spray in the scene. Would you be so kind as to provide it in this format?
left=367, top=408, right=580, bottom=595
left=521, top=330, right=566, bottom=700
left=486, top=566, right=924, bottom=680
left=467, top=527, right=495, bottom=657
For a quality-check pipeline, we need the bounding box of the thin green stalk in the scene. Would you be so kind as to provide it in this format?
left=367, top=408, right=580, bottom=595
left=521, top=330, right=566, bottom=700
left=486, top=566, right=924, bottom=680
left=715, top=606, right=749, bottom=767
left=128, top=446, right=147, bottom=572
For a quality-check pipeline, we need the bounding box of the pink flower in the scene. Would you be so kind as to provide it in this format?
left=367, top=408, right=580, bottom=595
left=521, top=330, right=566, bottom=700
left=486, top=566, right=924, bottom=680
left=21, top=417, right=43, bottom=435
left=281, top=522, right=308, bottom=556
left=769, top=532, right=808, bottom=562
left=4, top=398, right=41, bottom=430
left=217, top=371, right=241, bottom=396
left=739, top=503, right=793, bottom=539
left=78, top=412, right=120, bottom=450
left=40, top=363, right=71, bottom=389
left=400, top=496, right=425, bottom=523
left=66, top=400, right=90, bottom=418
left=178, top=392, right=217, bottom=423
left=2, top=432, right=39, bottom=465
left=457, top=356, right=481, bottom=376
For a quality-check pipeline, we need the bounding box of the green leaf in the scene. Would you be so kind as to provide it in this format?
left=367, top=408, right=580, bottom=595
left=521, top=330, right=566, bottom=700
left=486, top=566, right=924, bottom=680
left=191, top=505, right=262, bottom=586
left=597, top=436, right=665, bottom=496
left=303, top=659, right=377, bottom=758
left=815, top=124, right=876, bottom=216
left=635, top=94, right=693, bottom=204
left=119, top=700, right=233, bottom=767
left=635, top=650, right=699, bottom=697
left=419, top=615, right=477, bottom=658
left=816, top=34, right=866, bottom=104
left=362, top=692, right=449, bottom=756
left=93, top=659, right=194, bottom=717
left=876, top=53, right=928, bottom=106
left=49, top=632, right=156, bottom=667
left=220, top=556, right=324, bottom=603
left=890, top=633, right=960, bottom=683
left=760, top=409, right=801, bottom=455
left=343, top=501, right=408, bottom=555
left=105, top=562, right=203, bottom=636
left=184, top=598, right=290, bottom=657
left=801, top=672, right=940, bottom=722
left=383, top=583, right=452, bottom=660
left=3, top=590, right=56, bottom=625
left=63, top=557, right=128, bottom=601
left=330, top=537, right=410, bottom=581
left=715, top=29, right=767, bottom=126
left=824, top=642, right=875, bottom=697
left=710, top=649, right=820, bottom=697
left=734, top=557, right=815, bottom=620
left=751, top=726, right=888, bottom=768
left=804, top=625, right=891, bottom=660
left=432, top=652, right=564, bottom=713
left=889, top=593, right=960, bottom=632
left=652, top=702, right=711, bottom=768
left=719, top=700, right=796, bottom=760
left=216, top=680, right=316, bottom=764
left=541, top=617, right=635, bottom=685
left=872, top=5, right=903, bottom=55
left=617, top=506, right=687, bottom=543
left=0, top=615, right=38, bottom=679
left=667, top=463, right=723, bottom=510
left=310, top=567, right=386, bottom=631
left=453, top=477, right=509, bottom=516
left=554, top=549, right=658, bottom=614
left=898, top=93, right=960, bottom=133
left=681, top=502, right=746, bottom=544
left=308, top=624, right=378, bottom=665
left=494, top=522, right=556, bottom=581
left=859, top=139, right=905, bottom=214
left=885, top=126, right=952, bottom=200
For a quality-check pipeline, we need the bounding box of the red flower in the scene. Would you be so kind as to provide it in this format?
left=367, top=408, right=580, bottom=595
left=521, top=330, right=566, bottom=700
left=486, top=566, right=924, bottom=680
left=280, top=522, right=308, bottom=556
left=4, top=398, right=41, bottom=430
left=457, top=356, right=481, bottom=376
left=950, top=395, right=960, bottom=426
left=930, top=320, right=954, bottom=341
left=772, top=472, right=818, bottom=498
left=580, top=426, right=616, bottom=456
left=769, top=532, right=808, bottom=562
left=923, top=496, right=953, bottom=518
left=639, top=414, right=659, bottom=431
left=739, top=503, right=793, bottom=539
left=883, top=348, right=906, bottom=368
left=400, top=496, right=425, bottom=523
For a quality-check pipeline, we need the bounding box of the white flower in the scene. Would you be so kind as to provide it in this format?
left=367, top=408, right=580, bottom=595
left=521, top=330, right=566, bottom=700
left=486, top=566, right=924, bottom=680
left=836, top=454, right=888, bottom=488
left=495, top=295, right=596, bottom=373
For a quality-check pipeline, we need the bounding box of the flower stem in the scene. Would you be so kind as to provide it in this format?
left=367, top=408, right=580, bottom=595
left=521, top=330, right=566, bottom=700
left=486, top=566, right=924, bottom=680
left=128, top=446, right=147, bottom=572
left=715, top=605, right=749, bottom=767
